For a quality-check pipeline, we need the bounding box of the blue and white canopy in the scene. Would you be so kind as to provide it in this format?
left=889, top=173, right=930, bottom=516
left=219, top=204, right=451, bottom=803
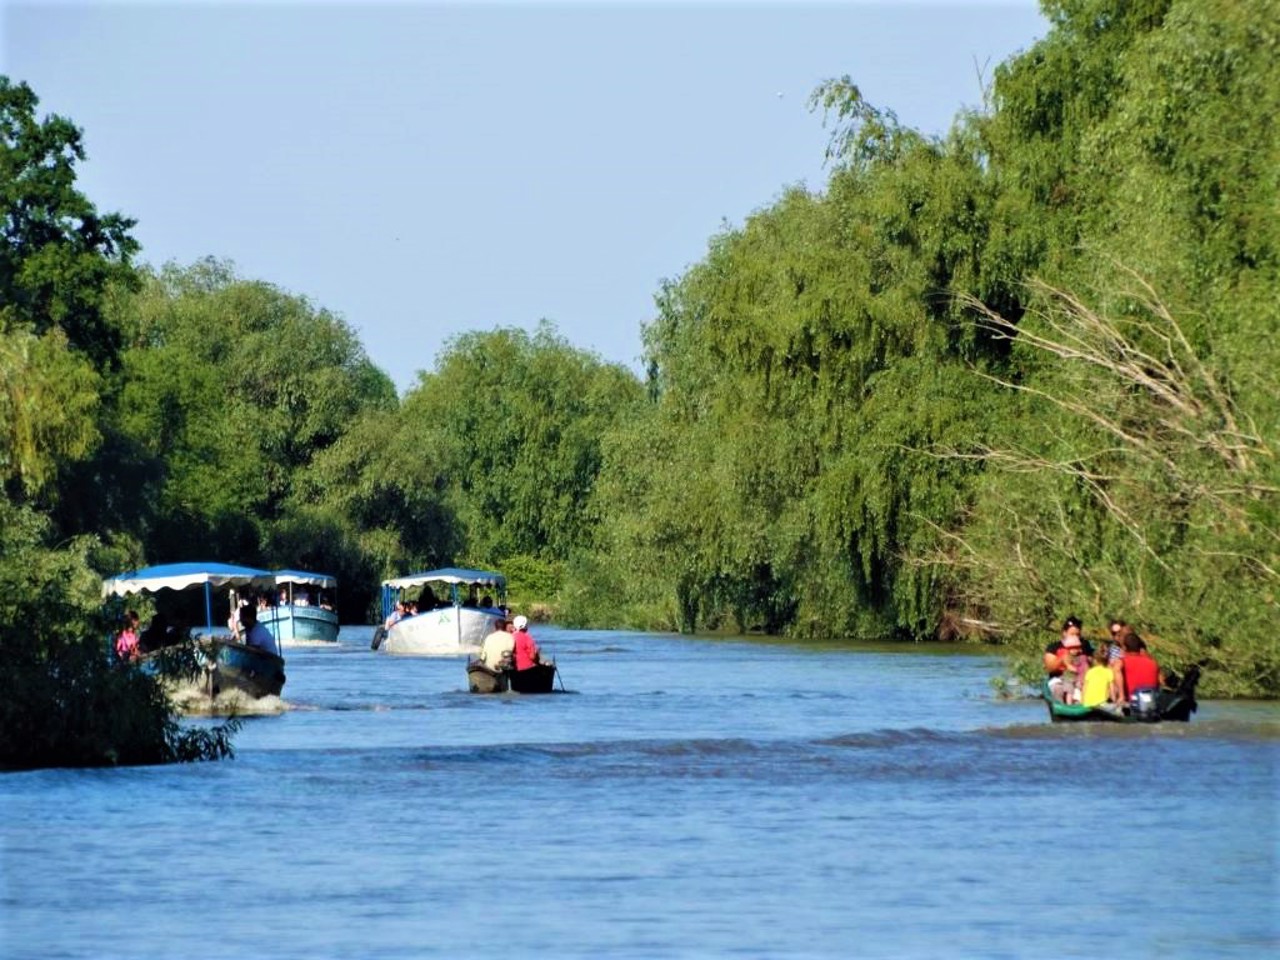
left=102, top=562, right=272, bottom=598
left=267, top=569, right=338, bottom=590
left=382, top=567, right=506, bottom=590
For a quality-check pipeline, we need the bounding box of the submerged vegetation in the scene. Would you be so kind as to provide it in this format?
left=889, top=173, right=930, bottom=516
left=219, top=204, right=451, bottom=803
left=1, top=1, right=1276, bottom=766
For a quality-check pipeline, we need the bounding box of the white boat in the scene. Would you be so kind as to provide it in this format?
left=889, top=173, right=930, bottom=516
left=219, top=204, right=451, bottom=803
left=257, top=569, right=340, bottom=646
left=373, top=567, right=507, bottom=656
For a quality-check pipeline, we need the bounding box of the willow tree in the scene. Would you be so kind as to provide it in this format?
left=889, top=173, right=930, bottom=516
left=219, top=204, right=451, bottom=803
left=592, top=84, right=1010, bottom=638
left=933, top=0, right=1280, bottom=694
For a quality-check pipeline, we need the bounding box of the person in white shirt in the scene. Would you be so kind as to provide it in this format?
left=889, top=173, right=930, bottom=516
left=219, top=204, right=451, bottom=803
left=478, top=619, right=514, bottom=670
left=240, top=604, right=280, bottom=658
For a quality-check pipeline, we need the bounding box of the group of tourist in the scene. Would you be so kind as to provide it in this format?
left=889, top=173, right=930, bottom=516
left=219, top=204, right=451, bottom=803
left=1044, top=616, right=1164, bottom=713
left=478, top=615, right=543, bottom=672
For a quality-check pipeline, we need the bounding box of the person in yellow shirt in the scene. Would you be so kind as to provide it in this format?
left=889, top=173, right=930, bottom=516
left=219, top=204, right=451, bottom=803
left=1081, top=649, right=1123, bottom=712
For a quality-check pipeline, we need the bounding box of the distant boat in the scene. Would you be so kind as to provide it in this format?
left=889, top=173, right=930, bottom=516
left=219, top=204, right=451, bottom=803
left=466, top=659, right=558, bottom=694
left=372, top=567, right=507, bottom=656
left=1043, top=665, right=1200, bottom=723
left=102, top=561, right=286, bottom=701
left=258, top=569, right=340, bottom=646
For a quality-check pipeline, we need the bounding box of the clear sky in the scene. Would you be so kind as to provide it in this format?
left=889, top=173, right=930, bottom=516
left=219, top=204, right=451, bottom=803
left=3, top=1, right=1047, bottom=394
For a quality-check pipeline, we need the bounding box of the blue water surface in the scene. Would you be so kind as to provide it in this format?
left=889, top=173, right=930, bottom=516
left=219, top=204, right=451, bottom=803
left=2, top=626, right=1277, bottom=959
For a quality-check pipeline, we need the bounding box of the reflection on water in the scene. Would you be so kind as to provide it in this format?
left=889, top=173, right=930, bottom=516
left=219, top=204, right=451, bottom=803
left=3, top=625, right=1277, bottom=959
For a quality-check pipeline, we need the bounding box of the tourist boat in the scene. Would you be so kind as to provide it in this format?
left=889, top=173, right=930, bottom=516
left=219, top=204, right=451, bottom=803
left=102, top=562, right=286, bottom=700
left=466, top=659, right=559, bottom=694
left=1043, top=665, right=1200, bottom=723
left=372, top=567, right=507, bottom=656
left=256, top=569, right=340, bottom=646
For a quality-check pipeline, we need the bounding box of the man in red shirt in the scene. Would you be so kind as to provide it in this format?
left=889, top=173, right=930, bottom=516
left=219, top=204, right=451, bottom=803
left=1121, top=630, right=1162, bottom=698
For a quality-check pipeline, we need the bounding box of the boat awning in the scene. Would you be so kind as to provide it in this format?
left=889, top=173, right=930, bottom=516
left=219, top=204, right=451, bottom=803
left=266, top=569, right=338, bottom=589
left=382, top=567, right=506, bottom=590
left=102, top=562, right=273, bottom=598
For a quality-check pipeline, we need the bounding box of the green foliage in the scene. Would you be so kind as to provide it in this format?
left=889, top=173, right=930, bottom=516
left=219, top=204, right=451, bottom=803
left=401, top=323, right=645, bottom=566
left=0, top=502, right=236, bottom=768
left=101, top=259, right=398, bottom=563
left=938, top=0, right=1280, bottom=695
left=561, top=0, right=1278, bottom=702
left=0, top=77, right=139, bottom=370
left=0, top=327, right=101, bottom=499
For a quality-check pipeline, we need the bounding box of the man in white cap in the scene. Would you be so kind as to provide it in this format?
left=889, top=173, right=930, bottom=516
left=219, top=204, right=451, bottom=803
left=512, top=615, right=541, bottom=671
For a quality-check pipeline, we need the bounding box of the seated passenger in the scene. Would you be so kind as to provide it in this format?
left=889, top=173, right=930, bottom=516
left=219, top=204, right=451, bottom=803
left=138, top=612, right=170, bottom=655
left=478, top=619, right=515, bottom=670
left=1044, top=618, right=1087, bottom=703
left=1120, top=628, right=1162, bottom=700
left=240, top=605, right=280, bottom=658
left=115, top=610, right=141, bottom=661
left=512, top=615, right=541, bottom=671
left=1081, top=648, right=1123, bottom=711
left=384, top=600, right=406, bottom=630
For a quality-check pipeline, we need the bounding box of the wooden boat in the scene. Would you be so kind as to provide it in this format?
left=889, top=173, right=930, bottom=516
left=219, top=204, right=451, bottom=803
left=466, top=659, right=559, bottom=694
left=256, top=569, right=340, bottom=646
left=374, top=568, right=507, bottom=656
left=1043, top=665, right=1200, bottom=723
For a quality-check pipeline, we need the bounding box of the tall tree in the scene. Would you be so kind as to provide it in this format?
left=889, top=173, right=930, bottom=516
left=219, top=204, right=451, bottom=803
left=0, top=77, right=138, bottom=371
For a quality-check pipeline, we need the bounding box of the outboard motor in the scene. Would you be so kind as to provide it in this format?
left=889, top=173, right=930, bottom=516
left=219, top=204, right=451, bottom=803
left=1130, top=687, right=1159, bottom=720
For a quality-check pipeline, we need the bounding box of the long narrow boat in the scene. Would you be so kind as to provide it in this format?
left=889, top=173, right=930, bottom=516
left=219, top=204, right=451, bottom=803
left=257, top=569, right=340, bottom=646
left=373, top=568, right=507, bottom=656
left=103, top=562, right=286, bottom=701
left=1043, top=665, right=1200, bottom=723
left=466, top=660, right=559, bottom=694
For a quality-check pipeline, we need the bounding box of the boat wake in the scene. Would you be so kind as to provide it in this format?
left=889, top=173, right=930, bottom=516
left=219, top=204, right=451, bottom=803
left=167, top=679, right=288, bottom=716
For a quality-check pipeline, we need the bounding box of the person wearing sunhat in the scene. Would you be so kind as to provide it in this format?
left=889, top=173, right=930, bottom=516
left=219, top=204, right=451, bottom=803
left=511, top=614, right=541, bottom=671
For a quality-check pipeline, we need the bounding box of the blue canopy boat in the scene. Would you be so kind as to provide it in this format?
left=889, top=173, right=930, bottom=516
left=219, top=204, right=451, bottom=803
left=372, top=567, right=507, bottom=656
left=102, top=562, right=286, bottom=700
left=257, top=569, right=340, bottom=646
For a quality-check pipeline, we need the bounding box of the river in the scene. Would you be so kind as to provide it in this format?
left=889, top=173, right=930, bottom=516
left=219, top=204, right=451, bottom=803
left=3, top=626, right=1277, bottom=958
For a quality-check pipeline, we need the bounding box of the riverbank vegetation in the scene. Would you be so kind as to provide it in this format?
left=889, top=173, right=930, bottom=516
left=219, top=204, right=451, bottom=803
left=2, top=0, right=1275, bottom=768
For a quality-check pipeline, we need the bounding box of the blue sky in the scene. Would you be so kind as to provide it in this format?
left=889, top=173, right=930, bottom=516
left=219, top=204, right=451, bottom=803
left=3, top=2, right=1046, bottom=394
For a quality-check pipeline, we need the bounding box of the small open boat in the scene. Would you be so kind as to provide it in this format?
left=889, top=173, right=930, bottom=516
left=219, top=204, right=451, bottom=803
left=466, top=660, right=559, bottom=694
left=1043, top=665, right=1200, bottom=723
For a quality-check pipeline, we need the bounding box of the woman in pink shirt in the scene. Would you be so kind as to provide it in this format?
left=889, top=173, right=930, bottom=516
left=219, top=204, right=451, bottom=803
left=114, top=610, right=141, bottom=661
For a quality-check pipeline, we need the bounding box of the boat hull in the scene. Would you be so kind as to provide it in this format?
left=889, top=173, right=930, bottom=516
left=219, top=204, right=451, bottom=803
left=466, top=661, right=509, bottom=693
left=466, top=660, right=558, bottom=694
left=260, top=605, right=340, bottom=645
left=1043, top=667, right=1199, bottom=724
left=205, top=639, right=286, bottom=699
left=378, top=605, right=504, bottom=656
